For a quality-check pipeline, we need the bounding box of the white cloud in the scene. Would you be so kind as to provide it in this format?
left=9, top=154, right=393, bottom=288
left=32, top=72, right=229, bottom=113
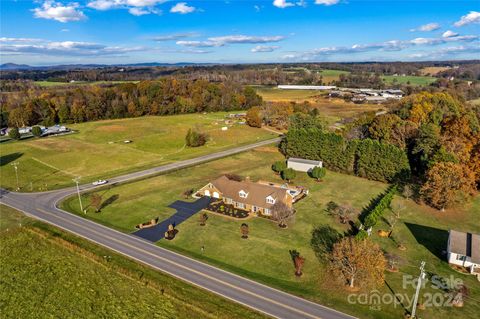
left=282, top=34, right=479, bottom=61
left=0, top=37, right=144, bottom=56
left=61, top=28, right=70, bottom=32
left=251, top=45, right=280, bottom=52
left=442, top=30, right=458, bottom=38
left=409, top=22, right=440, bottom=32
left=170, top=2, right=196, bottom=14
left=315, top=0, right=340, bottom=5
left=254, top=5, right=261, bottom=12
left=128, top=7, right=151, bottom=15
left=454, top=11, right=480, bottom=27
left=153, top=33, right=198, bottom=41
left=273, top=0, right=295, bottom=8
left=32, top=1, right=86, bottom=23
left=87, top=0, right=166, bottom=15
left=177, top=34, right=285, bottom=47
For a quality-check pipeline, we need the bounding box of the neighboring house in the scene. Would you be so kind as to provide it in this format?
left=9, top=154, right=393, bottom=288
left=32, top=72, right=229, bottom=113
left=447, top=230, right=480, bottom=274
left=287, top=157, right=322, bottom=173
left=198, top=176, right=305, bottom=216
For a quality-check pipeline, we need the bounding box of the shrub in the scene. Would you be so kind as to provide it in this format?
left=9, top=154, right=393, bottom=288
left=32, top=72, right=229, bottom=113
left=32, top=126, right=43, bottom=137
left=281, top=168, right=296, bottom=182
left=185, top=128, right=208, bottom=147
left=8, top=127, right=20, bottom=140
left=361, top=185, right=398, bottom=228
left=310, top=166, right=326, bottom=181
left=272, top=161, right=287, bottom=174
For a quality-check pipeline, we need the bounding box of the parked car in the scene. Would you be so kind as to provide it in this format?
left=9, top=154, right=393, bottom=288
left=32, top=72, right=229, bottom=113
left=92, top=180, right=108, bottom=186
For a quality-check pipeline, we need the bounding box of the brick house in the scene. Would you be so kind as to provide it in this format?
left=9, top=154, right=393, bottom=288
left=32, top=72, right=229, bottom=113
left=198, top=176, right=305, bottom=216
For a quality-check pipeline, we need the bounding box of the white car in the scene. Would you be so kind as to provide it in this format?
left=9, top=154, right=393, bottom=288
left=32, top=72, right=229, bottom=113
left=92, top=180, right=108, bottom=186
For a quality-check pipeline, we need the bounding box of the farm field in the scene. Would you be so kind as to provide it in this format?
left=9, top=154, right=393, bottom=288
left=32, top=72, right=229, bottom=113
left=381, top=75, right=437, bottom=86
left=0, top=112, right=277, bottom=191
left=62, top=147, right=480, bottom=319
left=34, top=80, right=139, bottom=87
left=319, top=69, right=350, bottom=84
left=419, top=66, right=451, bottom=76
left=0, top=205, right=266, bottom=319
left=255, top=86, right=384, bottom=124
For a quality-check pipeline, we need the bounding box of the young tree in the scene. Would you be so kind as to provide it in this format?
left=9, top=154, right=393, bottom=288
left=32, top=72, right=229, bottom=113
left=90, top=193, right=102, bottom=213
left=281, top=168, right=296, bottom=182
left=310, top=166, right=326, bottom=181
left=421, top=162, right=476, bottom=210
left=402, top=184, right=414, bottom=200
left=199, top=212, right=208, bottom=226
left=271, top=201, right=294, bottom=228
left=289, top=250, right=306, bottom=277
left=329, top=237, right=386, bottom=289
left=240, top=223, right=249, bottom=239
left=31, top=126, right=42, bottom=137
left=8, top=127, right=20, bottom=140
left=246, top=106, right=263, bottom=128
left=186, top=128, right=207, bottom=147
left=272, top=161, right=287, bottom=174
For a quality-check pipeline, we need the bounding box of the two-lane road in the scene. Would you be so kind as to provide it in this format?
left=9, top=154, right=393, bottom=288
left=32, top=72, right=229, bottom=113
left=0, top=137, right=356, bottom=319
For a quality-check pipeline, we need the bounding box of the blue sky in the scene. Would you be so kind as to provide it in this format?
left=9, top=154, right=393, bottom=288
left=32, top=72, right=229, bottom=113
left=1, top=0, right=479, bottom=65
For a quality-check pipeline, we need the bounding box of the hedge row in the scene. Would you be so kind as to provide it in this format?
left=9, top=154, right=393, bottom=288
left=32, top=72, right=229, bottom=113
left=281, top=129, right=410, bottom=182
left=362, top=185, right=398, bottom=228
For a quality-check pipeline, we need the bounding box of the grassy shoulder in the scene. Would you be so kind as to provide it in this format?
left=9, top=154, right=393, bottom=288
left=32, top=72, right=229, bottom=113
left=0, top=112, right=276, bottom=191
left=0, top=205, right=266, bottom=319
left=61, top=147, right=480, bottom=319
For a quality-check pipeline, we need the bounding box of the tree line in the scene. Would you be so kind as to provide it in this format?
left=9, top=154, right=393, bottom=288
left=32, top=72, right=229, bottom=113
left=1, top=79, right=262, bottom=127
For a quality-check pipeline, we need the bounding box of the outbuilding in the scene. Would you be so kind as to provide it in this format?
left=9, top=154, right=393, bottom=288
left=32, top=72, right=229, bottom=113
left=287, top=157, right=322, bottom=173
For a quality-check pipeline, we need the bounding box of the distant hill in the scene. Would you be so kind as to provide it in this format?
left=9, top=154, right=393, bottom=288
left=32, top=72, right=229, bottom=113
left=0, top=62, right=214, bottom=71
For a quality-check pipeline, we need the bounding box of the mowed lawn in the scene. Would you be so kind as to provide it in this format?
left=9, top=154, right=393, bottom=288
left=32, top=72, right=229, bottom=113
left=62, top=147, right=480, bottom=319
left=319, top=69, right=350, bottom=84
left=255, top=86, right=324, bottom=102
left=0, top=205, right=266, bottom=319
left=0, top=112, right=276, bottom=191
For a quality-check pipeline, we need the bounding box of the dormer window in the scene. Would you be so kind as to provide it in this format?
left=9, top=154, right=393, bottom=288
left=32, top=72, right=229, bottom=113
left=266, top=196, right=275, bottom=204
left=239, top=190, right=248, bottom=198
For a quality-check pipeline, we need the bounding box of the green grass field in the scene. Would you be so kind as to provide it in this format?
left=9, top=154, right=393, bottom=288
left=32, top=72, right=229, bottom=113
left=34, top=80, right=139, bottom=87
left=0, top=205, right=266, bottom=319
left=255, top=86, right=324, bottom=102
left=319, top=69, right=350, bottom=84
left=381, top=75, right=437, bottom=86
left=61, top=147, right=480, bottom=319
left=0, top=112, right=276, bottom=191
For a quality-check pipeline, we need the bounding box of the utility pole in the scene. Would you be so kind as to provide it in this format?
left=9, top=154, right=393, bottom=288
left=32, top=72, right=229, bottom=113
left=73, top=177, right=85, bottom=214
left=411, top=261, right=426, bottom=318
left=11, top=162, right=19, bottom=190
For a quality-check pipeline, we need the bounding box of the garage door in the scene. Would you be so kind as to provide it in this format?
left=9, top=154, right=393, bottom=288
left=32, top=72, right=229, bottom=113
left=213, top=192, right=220, bottom=198
left=204, top=190, right=211, bottom=197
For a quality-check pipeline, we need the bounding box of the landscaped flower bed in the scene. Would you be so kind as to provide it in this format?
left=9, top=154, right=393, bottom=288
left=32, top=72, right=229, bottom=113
left=206, top=202, right=249, bottom=219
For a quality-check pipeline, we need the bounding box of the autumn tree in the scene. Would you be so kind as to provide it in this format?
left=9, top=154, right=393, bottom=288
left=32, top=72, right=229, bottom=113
left=271, top=201, right=294, bottom=228
left=329, top=237, right=386, bottom=289
left=246, top=106, right=263, bottom=128
left=90, top=193, right=102, bottom=213
left=240, top=223, right=249, bottom=239
left=186, top=128, right=207, bottom=147
left=289, top=250, right=305, bottom=277
left=199, top=212, right=208, bottom=226
left=421, top=162, right=476, bottom=210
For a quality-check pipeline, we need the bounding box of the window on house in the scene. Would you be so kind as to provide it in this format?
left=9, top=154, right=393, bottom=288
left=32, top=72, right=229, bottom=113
left=239, top=190, right=248, bottom=198
left=237, top=202, right=245, bottom=209
left=225, top=198, right=232, bottom=204
left=266, top=196, right=275, bottom=204
left=264, top=208, right=271, bottom=215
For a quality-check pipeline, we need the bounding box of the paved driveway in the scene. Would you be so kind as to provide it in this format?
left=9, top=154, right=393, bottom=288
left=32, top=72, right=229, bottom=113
left=132, top=196, right=212, bottom=242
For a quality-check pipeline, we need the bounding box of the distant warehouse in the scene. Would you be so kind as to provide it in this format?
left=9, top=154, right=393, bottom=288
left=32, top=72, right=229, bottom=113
left=277, top=85, right=337, bottom=90
left=287, top=157, right=323, bottom=173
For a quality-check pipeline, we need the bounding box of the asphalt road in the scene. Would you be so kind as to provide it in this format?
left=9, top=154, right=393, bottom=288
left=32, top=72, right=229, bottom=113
left=0, top=137, right=356, bottom=319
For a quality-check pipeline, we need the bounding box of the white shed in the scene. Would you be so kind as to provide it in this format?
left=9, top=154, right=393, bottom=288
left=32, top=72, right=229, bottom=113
left=287, top=157, right=322, bottom=173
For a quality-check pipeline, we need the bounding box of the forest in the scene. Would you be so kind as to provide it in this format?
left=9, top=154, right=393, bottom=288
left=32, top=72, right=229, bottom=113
left=1, top=79, right=262, bottom=127
left=281, top=92, right=480, bottom=210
